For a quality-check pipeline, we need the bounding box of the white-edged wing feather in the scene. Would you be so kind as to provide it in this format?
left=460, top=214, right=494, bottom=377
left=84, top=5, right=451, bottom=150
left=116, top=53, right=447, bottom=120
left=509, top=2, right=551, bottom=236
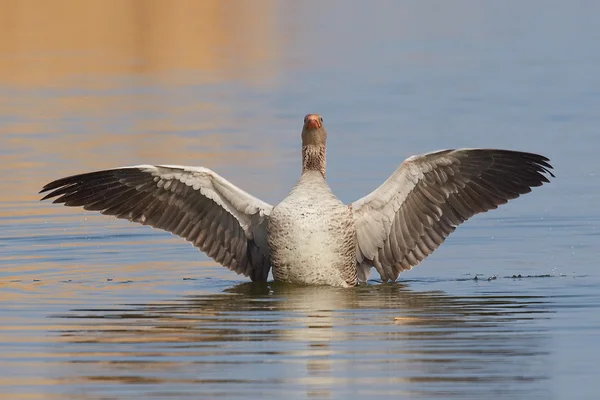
left=40, top=165, right=273, bottom=281
left=351, top=149, right=554, bottom=282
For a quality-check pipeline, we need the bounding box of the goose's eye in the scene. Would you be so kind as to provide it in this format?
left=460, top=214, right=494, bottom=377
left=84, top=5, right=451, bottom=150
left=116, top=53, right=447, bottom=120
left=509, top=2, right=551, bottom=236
left=320, top=117, right=324, bottom=122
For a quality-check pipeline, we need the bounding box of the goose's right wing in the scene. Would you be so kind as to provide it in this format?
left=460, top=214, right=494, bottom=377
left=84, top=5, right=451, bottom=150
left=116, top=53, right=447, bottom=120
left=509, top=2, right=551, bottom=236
left=40, top=165, right=273, bottom=281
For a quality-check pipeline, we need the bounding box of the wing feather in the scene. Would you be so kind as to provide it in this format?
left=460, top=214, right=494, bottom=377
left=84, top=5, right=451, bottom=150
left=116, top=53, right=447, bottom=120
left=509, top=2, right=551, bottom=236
left=40, top=165, right=273, bottom=281
left=352, top=149, right=554, bottom=282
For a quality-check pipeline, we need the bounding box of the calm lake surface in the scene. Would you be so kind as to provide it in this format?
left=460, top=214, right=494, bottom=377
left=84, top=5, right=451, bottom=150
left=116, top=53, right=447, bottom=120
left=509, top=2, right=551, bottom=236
left=1, top=1, right=600, bottom=399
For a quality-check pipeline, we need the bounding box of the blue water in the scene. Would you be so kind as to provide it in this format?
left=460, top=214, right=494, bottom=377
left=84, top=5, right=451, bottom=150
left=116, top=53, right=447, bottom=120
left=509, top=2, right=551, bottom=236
left=1, top=1, right=599, bottom=399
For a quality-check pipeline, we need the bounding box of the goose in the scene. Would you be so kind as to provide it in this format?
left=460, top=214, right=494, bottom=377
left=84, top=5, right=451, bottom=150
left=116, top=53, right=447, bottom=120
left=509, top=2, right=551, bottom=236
left=40, top=114, right=554, bottom=287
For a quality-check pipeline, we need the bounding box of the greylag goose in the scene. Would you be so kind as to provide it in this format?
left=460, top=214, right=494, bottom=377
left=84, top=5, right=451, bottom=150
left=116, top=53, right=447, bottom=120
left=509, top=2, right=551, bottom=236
left=40, top=114, right=554, bottom=287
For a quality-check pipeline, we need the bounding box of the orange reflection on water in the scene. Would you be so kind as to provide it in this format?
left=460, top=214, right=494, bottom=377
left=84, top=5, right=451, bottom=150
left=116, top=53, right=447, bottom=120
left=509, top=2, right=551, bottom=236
left=0, top=0, right=281, bottom=86
left=0, top=0, right=289, bottom=215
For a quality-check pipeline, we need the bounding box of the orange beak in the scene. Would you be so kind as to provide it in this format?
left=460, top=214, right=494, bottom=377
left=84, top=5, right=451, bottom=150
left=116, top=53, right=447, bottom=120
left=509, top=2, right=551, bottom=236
left=306, top=116, right=321, bottom=130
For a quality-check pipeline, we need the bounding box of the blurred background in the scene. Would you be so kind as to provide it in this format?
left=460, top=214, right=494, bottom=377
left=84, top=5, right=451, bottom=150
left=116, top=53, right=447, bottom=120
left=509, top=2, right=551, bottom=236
left=1, top=1, right=599, bottom=399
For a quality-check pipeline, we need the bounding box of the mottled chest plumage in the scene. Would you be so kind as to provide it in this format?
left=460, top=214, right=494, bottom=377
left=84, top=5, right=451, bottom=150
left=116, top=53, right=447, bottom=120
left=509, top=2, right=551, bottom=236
left=267, top=173, right=357, bottom=287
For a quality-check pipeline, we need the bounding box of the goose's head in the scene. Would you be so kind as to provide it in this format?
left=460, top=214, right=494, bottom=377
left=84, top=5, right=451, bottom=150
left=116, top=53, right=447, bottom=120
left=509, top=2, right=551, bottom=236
left=301, top=114, right=327, bottom=147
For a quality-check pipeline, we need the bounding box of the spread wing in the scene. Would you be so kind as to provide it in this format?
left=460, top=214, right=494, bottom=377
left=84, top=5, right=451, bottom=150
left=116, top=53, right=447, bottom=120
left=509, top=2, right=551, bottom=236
left=40, top=165, right=273, bottom=281
left=351, top=149, right=554, bottom=282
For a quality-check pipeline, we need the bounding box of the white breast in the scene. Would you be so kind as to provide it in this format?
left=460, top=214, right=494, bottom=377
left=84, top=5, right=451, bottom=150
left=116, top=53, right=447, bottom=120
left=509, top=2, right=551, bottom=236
left=268, top=172, right=357, bottom=287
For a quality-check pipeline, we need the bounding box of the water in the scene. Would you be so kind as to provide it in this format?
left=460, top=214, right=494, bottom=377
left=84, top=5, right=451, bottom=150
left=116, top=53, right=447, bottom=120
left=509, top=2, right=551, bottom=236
left=1, top=1, right=600, bottom=399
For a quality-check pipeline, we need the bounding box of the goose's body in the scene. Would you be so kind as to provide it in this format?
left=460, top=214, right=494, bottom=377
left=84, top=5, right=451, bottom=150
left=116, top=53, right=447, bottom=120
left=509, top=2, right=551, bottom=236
left=40, top=114, right=554, bottom=287
left=269, top=171, right=357, bottom=287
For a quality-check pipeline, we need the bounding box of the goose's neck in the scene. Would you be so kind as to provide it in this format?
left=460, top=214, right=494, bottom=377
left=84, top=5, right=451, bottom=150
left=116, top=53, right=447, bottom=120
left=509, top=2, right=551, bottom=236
left=302, top=144, right=326, bottom=178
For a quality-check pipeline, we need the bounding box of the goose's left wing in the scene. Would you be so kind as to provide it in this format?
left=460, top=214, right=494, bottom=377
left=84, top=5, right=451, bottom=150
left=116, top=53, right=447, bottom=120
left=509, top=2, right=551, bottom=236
left=351, top=149, right=554, bottom=282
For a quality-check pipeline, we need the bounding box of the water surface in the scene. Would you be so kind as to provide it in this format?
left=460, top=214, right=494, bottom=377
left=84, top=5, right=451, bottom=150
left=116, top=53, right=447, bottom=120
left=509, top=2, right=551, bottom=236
left=1, top=1, right=600, bottom=399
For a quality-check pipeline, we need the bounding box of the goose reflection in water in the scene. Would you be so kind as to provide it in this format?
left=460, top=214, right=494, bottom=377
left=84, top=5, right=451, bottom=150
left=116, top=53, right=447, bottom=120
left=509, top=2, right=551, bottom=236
left=55, top=282, right=552, bottom=398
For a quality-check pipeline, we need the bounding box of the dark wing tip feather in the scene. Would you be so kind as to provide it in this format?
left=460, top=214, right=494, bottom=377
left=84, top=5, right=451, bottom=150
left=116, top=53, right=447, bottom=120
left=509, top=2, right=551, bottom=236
left=462, top=149, right=555, bottom=181
left=509, top=150, right=554, bottom=178
left=40, top=169, right=143, bottom=201
left=41, top=170, right=109, bottom=194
